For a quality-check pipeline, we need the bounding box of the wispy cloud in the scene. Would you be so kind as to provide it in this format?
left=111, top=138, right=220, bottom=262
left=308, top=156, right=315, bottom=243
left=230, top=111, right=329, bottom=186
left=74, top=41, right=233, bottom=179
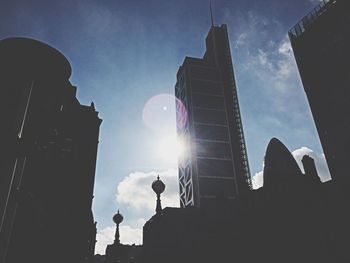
left=220, top=8, right=324, bottom=182
left=235, top=33, right=247, bottom=48
left=242, top=35, right=298, bottom=95
left=225, top=9, right=304, bottom=121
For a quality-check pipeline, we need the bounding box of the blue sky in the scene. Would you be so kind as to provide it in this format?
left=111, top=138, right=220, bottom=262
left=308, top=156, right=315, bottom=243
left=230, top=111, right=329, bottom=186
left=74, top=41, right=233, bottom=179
left=1, top=0, right=330, bottom=254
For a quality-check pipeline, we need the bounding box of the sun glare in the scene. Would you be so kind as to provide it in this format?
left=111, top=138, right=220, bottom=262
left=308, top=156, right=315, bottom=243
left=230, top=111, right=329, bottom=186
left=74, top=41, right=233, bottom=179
left=157, top=136, right=186, bottom=163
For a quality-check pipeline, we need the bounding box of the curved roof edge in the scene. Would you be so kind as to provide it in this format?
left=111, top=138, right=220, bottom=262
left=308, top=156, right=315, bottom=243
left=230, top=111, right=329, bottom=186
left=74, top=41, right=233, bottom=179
left=0, top=37, right=72, bottom=79
left=263, top=138, right=303, bottom=187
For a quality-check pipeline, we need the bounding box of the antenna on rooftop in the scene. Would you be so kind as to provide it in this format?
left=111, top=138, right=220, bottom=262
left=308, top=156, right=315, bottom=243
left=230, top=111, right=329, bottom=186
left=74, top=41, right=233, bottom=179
left=210, top=0, right=215, bottom=27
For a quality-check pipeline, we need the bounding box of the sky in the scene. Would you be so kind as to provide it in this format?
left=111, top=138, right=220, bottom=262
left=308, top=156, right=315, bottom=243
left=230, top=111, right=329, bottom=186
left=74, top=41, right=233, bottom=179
left=1, top=0, right=331, bottom=254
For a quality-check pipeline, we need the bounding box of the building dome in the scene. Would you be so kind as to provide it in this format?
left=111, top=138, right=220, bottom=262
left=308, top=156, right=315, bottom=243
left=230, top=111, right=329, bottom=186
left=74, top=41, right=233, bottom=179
left=0, top=37, right=72, bottom=80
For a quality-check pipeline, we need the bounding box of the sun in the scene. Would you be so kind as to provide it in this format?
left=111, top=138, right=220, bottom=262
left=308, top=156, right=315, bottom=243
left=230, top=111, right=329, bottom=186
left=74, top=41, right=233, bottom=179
left=157, top=136, right=186, bottom=163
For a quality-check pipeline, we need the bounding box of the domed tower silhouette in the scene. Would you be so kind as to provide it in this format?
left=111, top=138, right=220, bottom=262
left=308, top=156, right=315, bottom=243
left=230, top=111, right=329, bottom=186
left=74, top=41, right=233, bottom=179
left=152, top=175, right=165, bottom=215
left=0, top=37, right=102, bottom=263
left=113, top=210, right=124, bottom=245
left=106, top=210, right=142, bottom=263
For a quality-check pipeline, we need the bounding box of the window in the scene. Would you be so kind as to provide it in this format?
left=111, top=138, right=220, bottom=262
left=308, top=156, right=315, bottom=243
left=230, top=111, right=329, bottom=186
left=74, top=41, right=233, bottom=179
left=193, top=108, right=227, bottom=125
left=197, top=159, right=234, bottom=178
left=192, top=93, right=225, bottom=110
left=191, top=79, right=223, bottom=96
left=194, top=124, right=229, bottom=141
left=196, top=141, right=232, bottom=159
left=190, top=66, right=220, bottom=81
left=199, top=177, right=236, bottom=196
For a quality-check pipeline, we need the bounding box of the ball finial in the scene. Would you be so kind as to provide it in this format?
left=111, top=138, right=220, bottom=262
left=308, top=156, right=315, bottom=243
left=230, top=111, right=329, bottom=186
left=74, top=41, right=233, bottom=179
left=113, top=210, right=124, bottom=225
left=152, top=175, right=165, bottom=195
left=152, top=175, right=165, bottom=215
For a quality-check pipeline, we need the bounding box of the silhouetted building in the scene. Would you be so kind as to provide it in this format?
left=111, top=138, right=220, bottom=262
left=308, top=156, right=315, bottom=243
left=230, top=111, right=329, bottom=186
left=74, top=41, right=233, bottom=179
left=142, top=206, right=253, bottom=263
left=302, top=154, right=321, bottom=184
left=0, top=38, right=102, bottom=263
left=106, top=244, right=142, bottom=263
left=141, top=176, right=253, bottom=263
left=105, top=211, right=142, bottom=263
left=175, top=24, right=252, bottom=210
left=252, top=138, right=336, bottom=263
left=141, top=138, right=344, bottom=263
left=289, top=2, right=350, bottom=260
left=94, top=254, right=106, bottom=263
left=289, top=0, right=350, bottom=187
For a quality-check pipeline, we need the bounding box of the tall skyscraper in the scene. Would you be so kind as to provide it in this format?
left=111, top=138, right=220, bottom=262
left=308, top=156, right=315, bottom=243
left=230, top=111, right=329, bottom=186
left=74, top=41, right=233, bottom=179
left=0, top=38, right=101, bottom=263
left=289, top=0, right=350, bottom=186
left=175, top=24, right=252, bottom=209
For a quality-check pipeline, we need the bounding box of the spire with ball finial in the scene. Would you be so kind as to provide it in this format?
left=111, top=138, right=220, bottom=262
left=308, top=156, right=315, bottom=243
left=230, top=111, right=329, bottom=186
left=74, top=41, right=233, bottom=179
left=112, top=210, right=123, bottom=245
left=152, top=175, right=165, bottom=215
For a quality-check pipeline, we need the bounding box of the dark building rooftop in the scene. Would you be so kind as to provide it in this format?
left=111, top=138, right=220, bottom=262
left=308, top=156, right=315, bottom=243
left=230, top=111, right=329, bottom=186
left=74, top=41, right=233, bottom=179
left=0, top=37, right=101, bottom=263
left=0, top=37, right=72, bottom=80
left=289, top=0, right=337, bottom=39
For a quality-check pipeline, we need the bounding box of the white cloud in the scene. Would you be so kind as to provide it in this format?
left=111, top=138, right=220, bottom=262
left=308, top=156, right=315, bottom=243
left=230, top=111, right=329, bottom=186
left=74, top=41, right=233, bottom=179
left=252, top=170, right=264, bottom=190
left=136, top=218, right=147, bottom=227
left=278, top=39, right=293, bottom=56
left=120, top=225, right=143, bottom=245
left=275, top=38, right=295, bottom=80
left=95, top=226, right=114, bottom=255
left=238, top=33, right=297, bottom=95
left=116, top=169, right=180, bottom=212
left=261, top=36, right=296, bottom=92
left=228, top=10, right=297, bottom=95
left=94, top=168, right=180, bottom=254
left=292, top=147, right=332, bottom=182
left=252, top=146, right=331, bottom=189
left=95, top=224, right=143, bottom=255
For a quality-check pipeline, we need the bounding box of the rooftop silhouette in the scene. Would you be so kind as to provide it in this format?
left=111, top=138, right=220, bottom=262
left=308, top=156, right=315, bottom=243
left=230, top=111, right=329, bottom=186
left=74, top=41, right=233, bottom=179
left=0, top=37, right=102, bottom=263
left=1, top=1, right=350, bottom=262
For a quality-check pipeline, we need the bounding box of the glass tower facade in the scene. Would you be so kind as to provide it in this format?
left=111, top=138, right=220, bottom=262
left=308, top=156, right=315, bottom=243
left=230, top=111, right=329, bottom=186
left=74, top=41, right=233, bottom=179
left=175, top=25, right=252, bottom=209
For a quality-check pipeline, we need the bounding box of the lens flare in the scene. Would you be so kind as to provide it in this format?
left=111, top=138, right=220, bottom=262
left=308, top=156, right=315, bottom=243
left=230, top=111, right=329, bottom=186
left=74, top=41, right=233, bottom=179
left=142, top=93, right=187, bottom=132
left=157, top=136, right=187, bottom=163
left=175, top=98, right=187, bottom=130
